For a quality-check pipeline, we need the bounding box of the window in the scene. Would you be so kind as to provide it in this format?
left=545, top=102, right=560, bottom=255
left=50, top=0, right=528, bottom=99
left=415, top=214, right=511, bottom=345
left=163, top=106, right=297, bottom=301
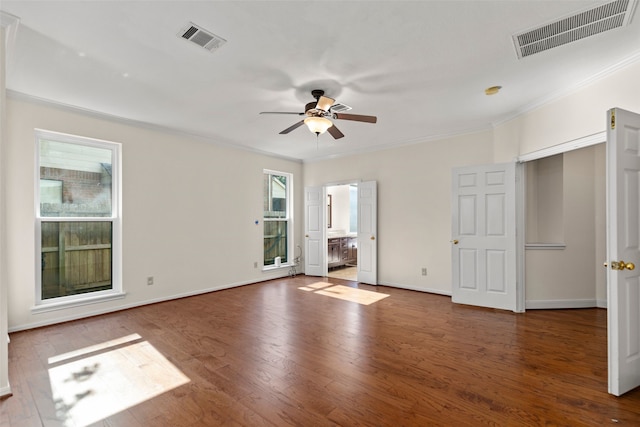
left=35, top=130, right=123, bottom=311
left=263, top=170, right=292, bottom=268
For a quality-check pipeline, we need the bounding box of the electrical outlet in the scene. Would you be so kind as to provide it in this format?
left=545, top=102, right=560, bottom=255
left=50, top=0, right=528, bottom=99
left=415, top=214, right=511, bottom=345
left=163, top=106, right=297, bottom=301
left=147, top=276, right=154, bottom=286
left=421, top=268, right=427, bottom=276
left=254, top=261, right=258, bottom=268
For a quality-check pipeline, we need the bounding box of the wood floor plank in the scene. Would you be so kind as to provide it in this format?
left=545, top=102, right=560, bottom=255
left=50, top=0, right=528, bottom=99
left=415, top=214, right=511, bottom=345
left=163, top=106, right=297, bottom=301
left=4, top=275, right=640, bottom=426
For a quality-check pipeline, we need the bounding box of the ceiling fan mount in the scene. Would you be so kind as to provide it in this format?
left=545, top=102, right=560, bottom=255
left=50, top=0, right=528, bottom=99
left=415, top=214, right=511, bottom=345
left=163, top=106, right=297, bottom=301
left=310, top=89, right=325, bottom=100
left=260, top=89, right=377, bottom=139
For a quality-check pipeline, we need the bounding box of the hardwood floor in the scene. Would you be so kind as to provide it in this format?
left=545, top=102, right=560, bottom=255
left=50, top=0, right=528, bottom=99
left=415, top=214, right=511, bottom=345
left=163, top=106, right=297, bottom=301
left=3, top=275, right=640, bottom=426
left=327, top=266, right=357, bottom=281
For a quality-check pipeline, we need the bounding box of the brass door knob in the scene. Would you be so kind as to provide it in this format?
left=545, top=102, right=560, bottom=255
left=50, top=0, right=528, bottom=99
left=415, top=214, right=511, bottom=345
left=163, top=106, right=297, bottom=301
left=610, top=260, right=635, bottom=270
left=305, top=234, right=309, bottom=238
left=452, top=239, right=459, bottom=245
left=371, top=236, right=375, bottom=240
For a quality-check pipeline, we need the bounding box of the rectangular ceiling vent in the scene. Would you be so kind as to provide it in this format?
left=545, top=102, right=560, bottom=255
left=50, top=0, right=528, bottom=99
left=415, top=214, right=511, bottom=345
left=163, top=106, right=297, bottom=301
left=179, top=22, right=226, bottom=52
left=330, top=103, right=352, bottom=113
left=513, top=0, right=637, bottom=59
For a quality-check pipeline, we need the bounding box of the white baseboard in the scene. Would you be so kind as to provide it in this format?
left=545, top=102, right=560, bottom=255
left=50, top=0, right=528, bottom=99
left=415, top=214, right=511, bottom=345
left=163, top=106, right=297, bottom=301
left=377, top=281, right=452, bottom=296
left=597, top=299, right=608, bottom=309
left=525, top=299, right=598, bottom=309
left=9, top=271, right=292, bottom=333
left=0, top=383, right=11, bottom=398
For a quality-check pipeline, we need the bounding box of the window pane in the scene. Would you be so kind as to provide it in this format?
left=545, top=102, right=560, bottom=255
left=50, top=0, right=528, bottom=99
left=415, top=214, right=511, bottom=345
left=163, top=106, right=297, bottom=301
left=41, top=221, right=113, bottom=300
left=263, top=174, right=287, bottom=219
left=39, top=140, right=113, bottom=217
left=263, top=221, right=288, bottom=265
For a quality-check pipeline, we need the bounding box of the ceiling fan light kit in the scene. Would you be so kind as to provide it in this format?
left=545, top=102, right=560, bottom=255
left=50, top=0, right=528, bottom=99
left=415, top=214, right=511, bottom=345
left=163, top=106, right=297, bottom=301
left=260, top=89, right=377, bottom=140
left=304, top=116, right=333, bottom=135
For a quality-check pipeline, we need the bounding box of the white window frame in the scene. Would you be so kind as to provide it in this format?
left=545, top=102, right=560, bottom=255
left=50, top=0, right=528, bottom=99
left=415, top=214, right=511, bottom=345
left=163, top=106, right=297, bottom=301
left=33, top=129, right=124, bottom=313
left=263, top=169, right=293, bottom=270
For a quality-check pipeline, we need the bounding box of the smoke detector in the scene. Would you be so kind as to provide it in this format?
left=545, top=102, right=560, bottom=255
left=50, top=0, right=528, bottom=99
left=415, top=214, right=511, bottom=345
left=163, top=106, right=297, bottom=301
left=513, top=0, right=637, bottom=59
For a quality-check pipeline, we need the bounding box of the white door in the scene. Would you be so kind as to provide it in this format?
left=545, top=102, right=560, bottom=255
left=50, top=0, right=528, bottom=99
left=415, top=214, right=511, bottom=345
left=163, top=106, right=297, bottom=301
left=451, top=163, right=522, bottom=312
left=606, top=108, right=640, bottom=396
left=357, top=181, right=377, bottom=285
left=304, top=186, right=326, bottom=277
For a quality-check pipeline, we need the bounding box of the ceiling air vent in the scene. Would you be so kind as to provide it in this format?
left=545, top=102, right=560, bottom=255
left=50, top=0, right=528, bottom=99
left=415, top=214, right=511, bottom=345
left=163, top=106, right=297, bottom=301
left=179, top=22, right=226, bottom=52
left=513, top=0, right=637, bottom=59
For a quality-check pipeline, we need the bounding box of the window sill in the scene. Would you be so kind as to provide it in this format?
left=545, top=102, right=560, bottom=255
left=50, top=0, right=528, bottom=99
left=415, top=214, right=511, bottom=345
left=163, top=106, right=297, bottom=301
left=262, top=264, right=292, bottom=273
left=31, top=291, right=127, bottom=314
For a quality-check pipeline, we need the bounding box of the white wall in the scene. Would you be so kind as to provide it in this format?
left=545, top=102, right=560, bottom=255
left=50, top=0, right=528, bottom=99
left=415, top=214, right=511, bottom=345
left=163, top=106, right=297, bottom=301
left=594, top=144, right=606, bottom=305
left=526, top=154, right=564, bottom=243
left=304, top=131, right=495, bottom=294
left=1, top=18, right=11, bottom=397
left=494, top=60, right=640, bottom=162
left=327, top=184, right=351, bottom=233
left=6, top=96, right=303, bottom=331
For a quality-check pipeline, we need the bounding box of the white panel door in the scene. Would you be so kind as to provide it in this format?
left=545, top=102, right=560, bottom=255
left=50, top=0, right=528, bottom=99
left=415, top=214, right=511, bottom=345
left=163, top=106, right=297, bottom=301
left=606, top=108, right=640, bottom=396
left=357, top=181, right=377, bottom=285
left=304, top=186, right=326, bottom=277
left=451, top=163, right=520, bottom=311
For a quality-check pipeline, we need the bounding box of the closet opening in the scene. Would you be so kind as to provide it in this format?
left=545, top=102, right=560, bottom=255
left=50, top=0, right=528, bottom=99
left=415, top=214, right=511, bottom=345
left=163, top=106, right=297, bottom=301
left=523, top=143, right=606, bottom=309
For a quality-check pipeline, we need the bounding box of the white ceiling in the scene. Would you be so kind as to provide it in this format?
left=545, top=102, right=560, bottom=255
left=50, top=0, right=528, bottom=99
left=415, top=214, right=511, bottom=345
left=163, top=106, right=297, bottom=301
left=2, top=1, right=640, bottom=162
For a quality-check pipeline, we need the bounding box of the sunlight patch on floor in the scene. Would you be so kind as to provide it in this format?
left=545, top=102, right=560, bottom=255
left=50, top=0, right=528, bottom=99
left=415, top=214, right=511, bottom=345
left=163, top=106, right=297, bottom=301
left=48, top=334, right=190, bottom=426
left=299, top=282, right=389, bottom=305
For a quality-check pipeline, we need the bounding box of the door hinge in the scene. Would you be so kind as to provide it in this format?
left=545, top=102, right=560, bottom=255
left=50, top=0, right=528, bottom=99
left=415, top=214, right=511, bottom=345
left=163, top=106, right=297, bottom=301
left=611, top=109, right=616, bottom=130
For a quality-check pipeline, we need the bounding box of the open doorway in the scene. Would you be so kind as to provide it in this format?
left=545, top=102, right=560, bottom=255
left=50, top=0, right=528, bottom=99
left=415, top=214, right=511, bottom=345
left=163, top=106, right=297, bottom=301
left=523, top=143, right=606, bottom=309
left=327, top=183, right=358, bottom=281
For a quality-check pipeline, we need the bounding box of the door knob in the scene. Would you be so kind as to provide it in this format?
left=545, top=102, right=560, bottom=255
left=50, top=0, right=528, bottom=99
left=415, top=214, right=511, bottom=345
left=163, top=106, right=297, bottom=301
left=305, top=234, right=309, bottom=238
left=452, top=239, right=459, bottom=245
left=371, top=236, right=375, bottom=240
left=610, top=260, right=635, bottom=270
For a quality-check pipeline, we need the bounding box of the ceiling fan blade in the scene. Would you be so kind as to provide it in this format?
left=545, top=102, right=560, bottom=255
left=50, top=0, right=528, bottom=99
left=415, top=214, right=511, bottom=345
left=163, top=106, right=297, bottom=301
left=334, top=113, right=377, bottom=123
left=279, top=120, right=305, bottom=134
left=327, top=124, right=344, bottom=139
left=260, top=112, right=304, bottom=115
left=316, top=96, right=335, bottom=112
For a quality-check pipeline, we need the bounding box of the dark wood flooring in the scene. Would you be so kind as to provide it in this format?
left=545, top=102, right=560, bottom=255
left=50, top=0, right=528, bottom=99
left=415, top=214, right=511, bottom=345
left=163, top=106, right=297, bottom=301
left=2, top=275, right=640, bottom=426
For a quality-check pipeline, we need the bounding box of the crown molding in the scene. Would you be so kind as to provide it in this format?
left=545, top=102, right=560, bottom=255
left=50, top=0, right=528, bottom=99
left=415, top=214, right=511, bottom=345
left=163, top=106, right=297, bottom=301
left=493, top=50, right=640, bottom=128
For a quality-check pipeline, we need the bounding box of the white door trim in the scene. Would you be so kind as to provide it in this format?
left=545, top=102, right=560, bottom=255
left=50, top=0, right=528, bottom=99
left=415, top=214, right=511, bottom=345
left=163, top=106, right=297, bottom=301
left=518, top=131, right=605, bottom=162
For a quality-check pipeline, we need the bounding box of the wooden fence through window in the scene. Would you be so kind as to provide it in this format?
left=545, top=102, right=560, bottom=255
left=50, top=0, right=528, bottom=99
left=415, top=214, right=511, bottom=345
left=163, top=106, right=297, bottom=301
left=41, top=221, right=112, bottom=299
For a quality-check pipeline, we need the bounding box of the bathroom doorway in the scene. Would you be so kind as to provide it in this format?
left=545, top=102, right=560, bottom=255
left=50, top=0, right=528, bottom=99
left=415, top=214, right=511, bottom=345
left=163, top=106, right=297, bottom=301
left=327, top=183, right=358, bottom=281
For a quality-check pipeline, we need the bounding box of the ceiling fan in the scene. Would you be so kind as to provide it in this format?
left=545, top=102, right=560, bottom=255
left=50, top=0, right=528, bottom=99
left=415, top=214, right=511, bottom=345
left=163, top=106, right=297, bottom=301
left=260, top=89, right=377, bottom=139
